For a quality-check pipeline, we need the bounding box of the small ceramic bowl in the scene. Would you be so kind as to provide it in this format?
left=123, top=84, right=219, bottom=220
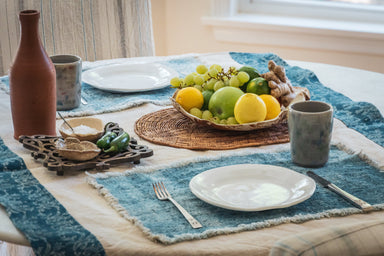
left=55, top=137, right=101, bottom=161
left=59, top=117, right=104, bottom=142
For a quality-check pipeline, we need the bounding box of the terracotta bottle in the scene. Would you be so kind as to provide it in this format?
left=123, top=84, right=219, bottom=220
left=9, top=10, right=57, bottom=139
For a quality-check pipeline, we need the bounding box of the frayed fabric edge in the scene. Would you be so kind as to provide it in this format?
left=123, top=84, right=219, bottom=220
left=87, top=147, right=272, bottom=179
left=57, top=99, right=171, bottom=118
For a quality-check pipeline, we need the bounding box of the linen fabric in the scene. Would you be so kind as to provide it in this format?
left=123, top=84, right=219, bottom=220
left=0, top=52, right=383, bottom=256
left=269, top=220, right=384, bottom=256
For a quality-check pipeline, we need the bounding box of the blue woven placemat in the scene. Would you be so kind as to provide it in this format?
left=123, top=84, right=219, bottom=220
left=89, top=147, right=384, bottom=244
left=0, top=138, right=105, bottom=256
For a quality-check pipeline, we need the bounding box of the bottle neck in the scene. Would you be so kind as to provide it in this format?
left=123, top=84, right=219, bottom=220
left=18, top=10, right=43, bottom=51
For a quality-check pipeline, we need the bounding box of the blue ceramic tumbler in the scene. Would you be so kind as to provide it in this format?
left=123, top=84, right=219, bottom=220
left=288, top=101, right=333, bottom=167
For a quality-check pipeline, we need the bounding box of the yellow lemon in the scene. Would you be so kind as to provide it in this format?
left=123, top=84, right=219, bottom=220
left=175, top=87, right=204, bottom=112
left=259, top=94, right=281, bottom=120
left=234, top=93, right=267, bottom=124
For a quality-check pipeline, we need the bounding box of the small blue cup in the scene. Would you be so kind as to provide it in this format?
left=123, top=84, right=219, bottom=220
left=50, top=55, right=82, bottom=110
left=288, top=101, right=333, bottom=167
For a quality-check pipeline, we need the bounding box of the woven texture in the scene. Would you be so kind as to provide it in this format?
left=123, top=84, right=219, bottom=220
left=134, top=108, right=289, bottom=150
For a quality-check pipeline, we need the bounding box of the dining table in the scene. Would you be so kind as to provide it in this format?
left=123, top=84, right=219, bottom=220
left=0, top=52, right=383, bottom=256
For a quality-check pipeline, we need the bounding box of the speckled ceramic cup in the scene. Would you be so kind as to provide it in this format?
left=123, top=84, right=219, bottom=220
left=288, top=101, right=333, bottom=167
left=50, top=55, right=82, bottom=110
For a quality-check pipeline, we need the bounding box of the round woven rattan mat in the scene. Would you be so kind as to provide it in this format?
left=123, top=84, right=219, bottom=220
left=134, top=108, right=289, bottom=150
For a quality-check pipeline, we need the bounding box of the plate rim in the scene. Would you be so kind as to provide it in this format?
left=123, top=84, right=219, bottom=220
left=189, top=163, right=316, bottom=212
left=82, top=62, right=178, bottom=93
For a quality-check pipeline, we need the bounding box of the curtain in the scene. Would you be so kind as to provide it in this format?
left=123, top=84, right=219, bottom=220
left=0, top=0, right=155, bottom=75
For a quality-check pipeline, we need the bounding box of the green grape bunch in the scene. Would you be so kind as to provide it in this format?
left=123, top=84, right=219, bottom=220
left=170, top=64, right=251, bottom=92
left=171, top=63, right=262, bottom=125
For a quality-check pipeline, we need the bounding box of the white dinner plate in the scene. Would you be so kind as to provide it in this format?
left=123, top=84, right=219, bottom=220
left=189, top=164, right=316, bottom=211
left=82, top=63, right=178, bottom=93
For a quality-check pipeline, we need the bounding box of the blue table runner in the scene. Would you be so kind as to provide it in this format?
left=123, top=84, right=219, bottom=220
left=230, top=52, right=384, bottom=148
left=0, top=138, right=105, bottom=256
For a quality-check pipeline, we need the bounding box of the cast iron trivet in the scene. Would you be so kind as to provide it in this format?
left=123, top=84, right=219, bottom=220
left=19, top=123, right=153, bottom=176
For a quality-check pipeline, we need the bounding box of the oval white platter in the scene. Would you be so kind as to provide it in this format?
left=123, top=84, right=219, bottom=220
left=189, top=164, right=316, bottom=212
left=82, top=63, right=178, bottom=93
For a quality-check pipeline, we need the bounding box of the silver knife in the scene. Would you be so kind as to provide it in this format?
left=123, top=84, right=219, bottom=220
left=81, top=97, right=88, bottom=105
left=307, top=171, right=374, bottom=212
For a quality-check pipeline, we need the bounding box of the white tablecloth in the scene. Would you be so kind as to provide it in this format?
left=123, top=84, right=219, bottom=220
left=1, top=52, right=384, bottom=255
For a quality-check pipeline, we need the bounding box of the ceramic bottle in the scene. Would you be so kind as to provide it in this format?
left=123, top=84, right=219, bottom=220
left=9, top=10, right=57, bottom=139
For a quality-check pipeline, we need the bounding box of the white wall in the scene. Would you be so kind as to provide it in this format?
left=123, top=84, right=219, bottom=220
left=151, top=0, right=384, bottom=74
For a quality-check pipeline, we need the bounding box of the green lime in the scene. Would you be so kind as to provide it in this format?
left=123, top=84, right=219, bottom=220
left=238, top=66, right=260, bottom=92
left=239, top=66, right=260, bottom=80
left=246, top=77, right=271, bottom=95
left=202, top=90, right=214, bottom=110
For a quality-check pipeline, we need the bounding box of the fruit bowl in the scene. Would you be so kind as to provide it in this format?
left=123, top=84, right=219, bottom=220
left=171, top=87, right=309, bottom=131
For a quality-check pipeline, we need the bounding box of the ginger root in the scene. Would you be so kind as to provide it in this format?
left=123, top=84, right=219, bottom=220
left=261, top=60, right=309, bottom=107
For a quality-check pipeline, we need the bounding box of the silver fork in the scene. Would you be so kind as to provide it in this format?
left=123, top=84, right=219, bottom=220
left=152, top=182, right=202, bottom=229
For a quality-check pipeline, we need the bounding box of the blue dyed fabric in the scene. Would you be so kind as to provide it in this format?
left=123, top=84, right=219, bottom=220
left=0, top=138, right=105, bottom=256
left=94, top=147, right=384, bottom=244
left=0, top=138, right=26, bottom=172
left=229, top=52, right=384, bottom=147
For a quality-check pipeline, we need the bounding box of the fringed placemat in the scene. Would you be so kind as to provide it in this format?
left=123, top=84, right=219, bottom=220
left=87, top=147, right=384, bottom=244
left=134, top=108, right=289, bottom=150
